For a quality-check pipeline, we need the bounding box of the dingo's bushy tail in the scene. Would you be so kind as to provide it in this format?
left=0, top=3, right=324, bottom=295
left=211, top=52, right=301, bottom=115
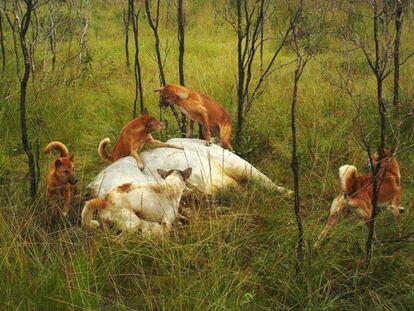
left=98, top=138, right=114, bottom=162
left=339, top=165, right=357, bottom=194
left=43, top=141, right=69, bottom=158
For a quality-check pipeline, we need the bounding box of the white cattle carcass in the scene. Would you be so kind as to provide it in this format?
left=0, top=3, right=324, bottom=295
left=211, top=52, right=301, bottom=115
left=87, top=138, right=291, bottom=198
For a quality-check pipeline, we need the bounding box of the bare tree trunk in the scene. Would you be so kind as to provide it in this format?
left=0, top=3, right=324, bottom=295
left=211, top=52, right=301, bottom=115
left=178, top=0, right=184, bottom=87
left=177, top=0, right=186, bottom=136
left=145, top=0, right=165, bottom=85
left=235, top=0, right=244, bottom=147
left=123, top=1, right=131, bottom=69
left=49, top=14, right=57, bottom=72
left=259, top=0, right=264, bottom=74
left=291, top=63, right=304, bottom=273
left=0, top=10, right=5, bottom=72
left=290, top=6, right=307, bottom=271
left=365, top=0, right=386, bottom=267
left=145, top=0, right=181, bottom=126
left=129, top=0, right=144, bottom=117
left=393, top=0, right=403, bottom=112
left=230, top=0, right=292, bottom=148
left=366, top=77, right=386, bottom=265
left=16, top=0, right=38, bottom=199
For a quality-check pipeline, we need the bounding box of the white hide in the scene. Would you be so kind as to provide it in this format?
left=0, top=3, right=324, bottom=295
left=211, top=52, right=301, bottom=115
left=99, top=206, right=163, bottom=235
left=82, top=200, right=164, bottom=236
left=106, top=171, right=186, bottom=226
left=87, top=138, right=289, bottom=198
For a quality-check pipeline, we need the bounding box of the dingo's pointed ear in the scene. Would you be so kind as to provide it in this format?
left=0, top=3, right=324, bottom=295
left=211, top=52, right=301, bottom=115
left=157, top=169, right=174, bottom=179
left=180, top=167, right=192, bottom=181
left=69, top=153, right=75, bottom=162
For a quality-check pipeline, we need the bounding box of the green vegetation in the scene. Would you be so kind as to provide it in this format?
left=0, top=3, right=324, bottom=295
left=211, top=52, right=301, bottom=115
left=0, top=1, right=413, bottom=310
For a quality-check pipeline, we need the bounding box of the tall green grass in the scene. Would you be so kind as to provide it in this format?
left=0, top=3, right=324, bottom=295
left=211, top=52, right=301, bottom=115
left=0, top=1, right=413, bottom=309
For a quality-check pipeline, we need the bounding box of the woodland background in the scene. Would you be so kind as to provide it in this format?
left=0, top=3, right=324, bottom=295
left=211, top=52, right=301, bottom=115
left=0, top=0, right=414, bottom=309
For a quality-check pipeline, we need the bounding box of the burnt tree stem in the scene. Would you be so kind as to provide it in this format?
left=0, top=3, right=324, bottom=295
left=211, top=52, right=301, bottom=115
left=289, top=0, right=306, bottom=273
left=0, top=10, right=5, bottom=72
left=291, top=63, right=304, bottom=273
left=235, top=0, right=245, bottom=147
left=17, top=0, right=38, bottom=199
left=145, top=0, right=165, bottom=85
left=178, top=0, right=185, bottom=86
left=129, top=0, right=144, bottom=117
left=49, top=13, right=56, bottom=72
left=231, top=0, right=296, bottom=148
left=393, top=0, right=403, bottom=111
left=145, top=0, right=180, bottom=127
left=177, top=0, right=187, bottom=136
left=259, top=0, right=264, bottom=74
left=365, top=0, right=386, bottom=268
left=123, top=2, right=131, bottom=69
